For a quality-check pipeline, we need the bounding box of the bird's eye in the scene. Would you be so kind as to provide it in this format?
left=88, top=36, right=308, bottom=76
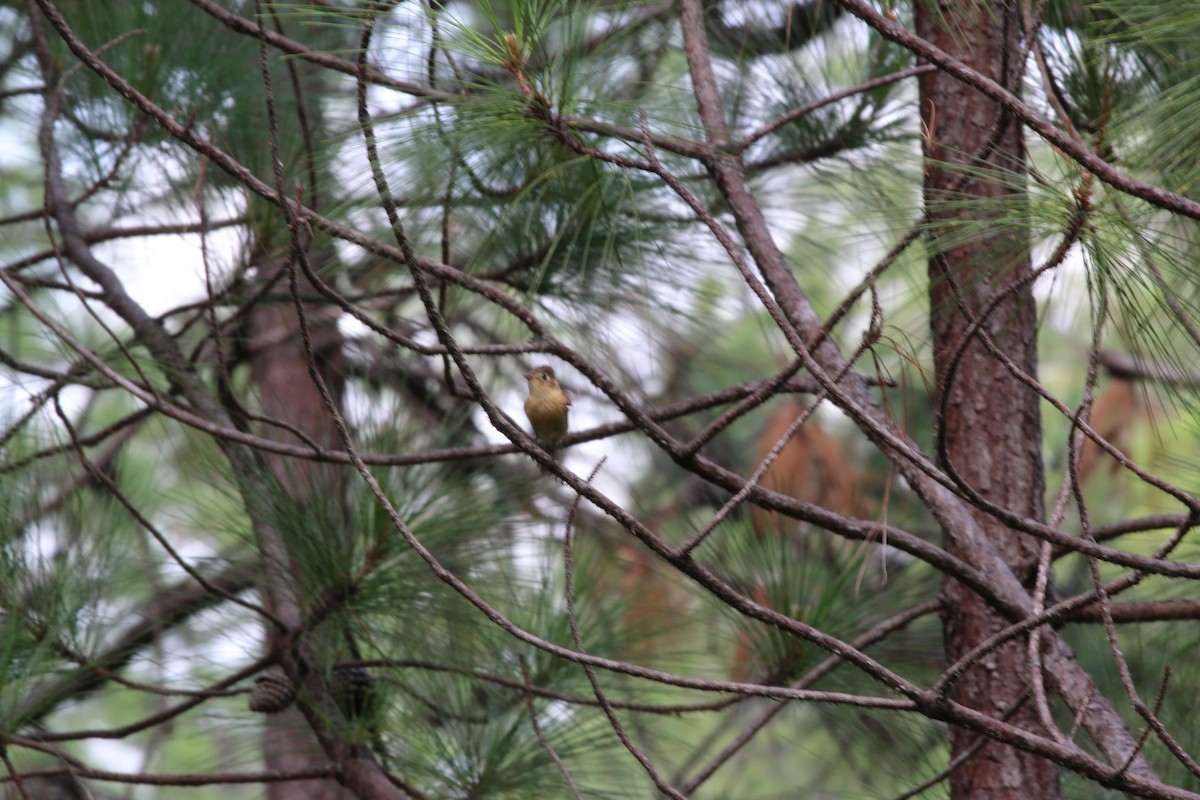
left=541, top=374, right=549, bottom=380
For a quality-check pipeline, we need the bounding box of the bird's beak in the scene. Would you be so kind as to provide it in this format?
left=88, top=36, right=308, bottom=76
left=522, top=370, right=535, bottom=379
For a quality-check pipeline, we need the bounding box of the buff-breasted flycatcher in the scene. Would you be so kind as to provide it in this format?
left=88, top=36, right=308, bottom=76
left=523, top=366, right=570, bottom=452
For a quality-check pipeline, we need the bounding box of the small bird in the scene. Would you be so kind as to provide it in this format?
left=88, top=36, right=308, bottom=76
left=523, top=365, right=570, bottom=453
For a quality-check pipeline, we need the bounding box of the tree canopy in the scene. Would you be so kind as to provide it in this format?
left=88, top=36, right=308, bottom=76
left=3, top=1, right=1200, bottom=798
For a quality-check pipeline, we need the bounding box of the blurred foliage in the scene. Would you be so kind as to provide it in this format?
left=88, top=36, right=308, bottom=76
left=2, top=0, right=1200, bottom=798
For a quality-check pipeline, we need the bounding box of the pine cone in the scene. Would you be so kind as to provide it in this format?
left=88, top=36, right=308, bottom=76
left=332, top=665, right=377, bottom=721
left=249, top=669, right=296, bottom=714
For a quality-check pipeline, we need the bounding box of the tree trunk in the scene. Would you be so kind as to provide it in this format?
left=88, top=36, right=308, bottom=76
left=915, top=1, right=1060, bottom=797
left=248, top=255, right=351, bottom=800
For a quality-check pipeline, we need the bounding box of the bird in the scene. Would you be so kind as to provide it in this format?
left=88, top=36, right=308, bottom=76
left=523, top=365, right=570, bottom=454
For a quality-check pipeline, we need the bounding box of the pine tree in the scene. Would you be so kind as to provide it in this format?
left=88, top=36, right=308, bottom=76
left=4, top=2, right=1200, bottom=798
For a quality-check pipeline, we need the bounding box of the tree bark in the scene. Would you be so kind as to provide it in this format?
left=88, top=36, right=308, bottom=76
left=916, top=0, right=1060, bottom=796
left=249, top=256, right=351, bottom=800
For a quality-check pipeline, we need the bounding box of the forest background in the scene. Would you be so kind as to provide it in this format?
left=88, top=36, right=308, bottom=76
left=3, top=0, right=1200, bottom=798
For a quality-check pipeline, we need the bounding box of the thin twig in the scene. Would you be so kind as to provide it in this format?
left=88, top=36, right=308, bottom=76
left=518, top=656, right=584, bottom=800
left=561, top=459, right=688, bottom=800
left=51, top=395, right=285, bottom=629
